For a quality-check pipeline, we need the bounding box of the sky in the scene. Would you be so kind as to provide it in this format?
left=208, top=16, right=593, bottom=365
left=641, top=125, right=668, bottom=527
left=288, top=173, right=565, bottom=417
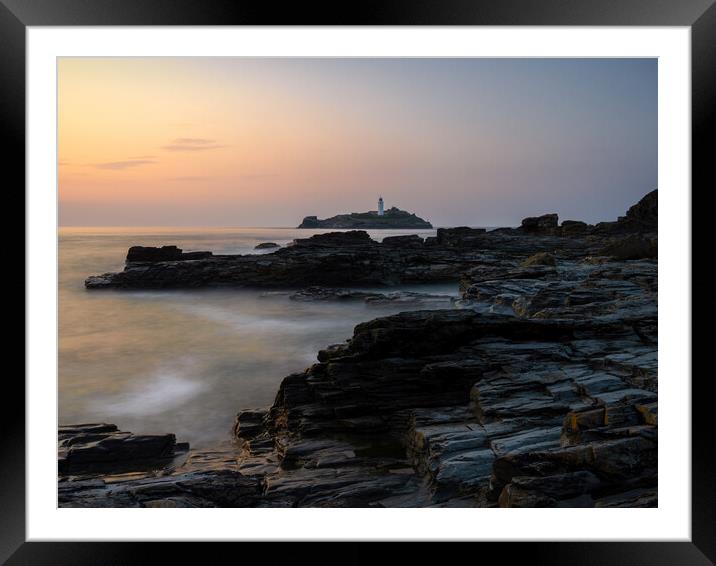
left=58, top=58, right=657, bottom=227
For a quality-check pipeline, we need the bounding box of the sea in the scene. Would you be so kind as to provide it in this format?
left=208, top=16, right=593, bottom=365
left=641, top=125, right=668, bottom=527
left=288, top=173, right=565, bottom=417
left=59, top=227, right=457, bottom=448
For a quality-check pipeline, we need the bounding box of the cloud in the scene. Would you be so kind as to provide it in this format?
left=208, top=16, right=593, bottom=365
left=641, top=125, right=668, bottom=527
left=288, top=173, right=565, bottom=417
left=93, top=159, right=156, bottom=170
left=162, top=138, right=227, bottom=152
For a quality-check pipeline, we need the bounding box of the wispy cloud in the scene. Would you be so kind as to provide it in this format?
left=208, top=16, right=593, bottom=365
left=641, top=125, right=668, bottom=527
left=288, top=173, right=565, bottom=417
left=162, top=138, right=227, bottom=152
left=93, top=159, right=156, bottom=170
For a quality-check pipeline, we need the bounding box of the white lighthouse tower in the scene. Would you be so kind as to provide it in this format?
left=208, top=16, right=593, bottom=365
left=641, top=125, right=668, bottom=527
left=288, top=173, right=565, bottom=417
left=378, top=196, right=384, bottom=216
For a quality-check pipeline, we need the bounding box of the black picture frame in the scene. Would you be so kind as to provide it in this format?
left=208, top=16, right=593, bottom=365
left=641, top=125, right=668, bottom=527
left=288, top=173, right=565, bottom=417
left=5, top=1, right=710, bottom=563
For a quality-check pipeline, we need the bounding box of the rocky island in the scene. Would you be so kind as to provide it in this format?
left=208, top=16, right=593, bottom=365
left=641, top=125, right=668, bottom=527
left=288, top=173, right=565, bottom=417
left=298, top=205, right=433, bottom=229
left=64, top=190, right=657, bottom=508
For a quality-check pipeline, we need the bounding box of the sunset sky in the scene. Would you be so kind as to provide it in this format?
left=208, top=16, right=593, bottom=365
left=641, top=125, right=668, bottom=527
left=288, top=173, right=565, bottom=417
left=58, top=58, right=657, bottom=227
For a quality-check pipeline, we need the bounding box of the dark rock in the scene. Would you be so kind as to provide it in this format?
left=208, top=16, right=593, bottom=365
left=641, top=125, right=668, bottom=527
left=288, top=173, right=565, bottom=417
left=594, top=488, right=657, bottom=507
left=561, top=220, right=590, bottom=236
left=598, top=235, right=657, bottom=260
left=234, top=408, right=270, bottom=441
left=292, top=230, right=374, bottom=247
left=126, top=245, right=212, bottom=263
left=498, top=471, right=602, bottom=507
left=521, top=213, right=559, bottom=235
left=85, top=229, right=475, bottom=289
left=592, top=221, right=621, bottom=234
left=593, top=190, right=657, bottom=235
left=254, top=242, right=280, bottom=249
left=323, top=309, right=480, bottom=360
left=435, top=227, right=487, bottom=247
left=381, top=234, right=424, bottom=247
left=624, top=189, right=657, bottom=231
left=58, top=424, right=183, bottom=475
left=59, top=466, right=262, bottom=508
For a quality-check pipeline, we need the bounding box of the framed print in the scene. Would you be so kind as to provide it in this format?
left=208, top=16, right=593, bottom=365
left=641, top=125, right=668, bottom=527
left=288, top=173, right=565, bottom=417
left=5, top=0, right=711, bottom=563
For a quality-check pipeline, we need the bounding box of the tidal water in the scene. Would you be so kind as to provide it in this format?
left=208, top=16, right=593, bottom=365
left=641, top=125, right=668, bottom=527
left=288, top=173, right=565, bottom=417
left=59, top=227, right=456, bottom=448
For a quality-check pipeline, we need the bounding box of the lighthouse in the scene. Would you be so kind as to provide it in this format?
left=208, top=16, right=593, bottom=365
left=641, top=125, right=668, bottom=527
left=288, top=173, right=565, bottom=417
left=378, top=196, right=384, bottom=216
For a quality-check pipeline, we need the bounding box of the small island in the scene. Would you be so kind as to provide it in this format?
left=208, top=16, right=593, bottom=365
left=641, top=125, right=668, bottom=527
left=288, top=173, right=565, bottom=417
left=298, top=197, right=433, bottom=229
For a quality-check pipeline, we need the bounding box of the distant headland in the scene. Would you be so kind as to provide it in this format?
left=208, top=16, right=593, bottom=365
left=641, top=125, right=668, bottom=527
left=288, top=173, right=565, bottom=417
left=298, top=197, right=433, bottom=229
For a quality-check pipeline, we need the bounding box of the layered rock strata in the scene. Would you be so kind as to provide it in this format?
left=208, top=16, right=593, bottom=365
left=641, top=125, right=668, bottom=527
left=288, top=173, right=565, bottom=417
left=62, top=252, right=657, bottom=507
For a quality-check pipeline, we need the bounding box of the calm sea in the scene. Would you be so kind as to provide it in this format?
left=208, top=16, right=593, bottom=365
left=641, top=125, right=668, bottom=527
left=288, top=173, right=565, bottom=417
left=59, top=227, right=456, bottom=448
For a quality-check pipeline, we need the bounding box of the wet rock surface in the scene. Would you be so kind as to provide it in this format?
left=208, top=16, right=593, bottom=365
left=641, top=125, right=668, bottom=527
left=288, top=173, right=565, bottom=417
left=63, top=192, right=658, bottom=507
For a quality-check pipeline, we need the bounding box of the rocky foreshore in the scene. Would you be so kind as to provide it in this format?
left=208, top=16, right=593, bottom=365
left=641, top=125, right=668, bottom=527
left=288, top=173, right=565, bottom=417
left=62, top=191, right=657, bottom=507
left=84, top=191, right=656, bottom=290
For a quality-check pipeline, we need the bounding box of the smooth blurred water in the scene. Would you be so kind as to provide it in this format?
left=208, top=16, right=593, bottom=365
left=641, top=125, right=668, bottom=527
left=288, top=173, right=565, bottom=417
left=59, top=227, right=457, bottom=448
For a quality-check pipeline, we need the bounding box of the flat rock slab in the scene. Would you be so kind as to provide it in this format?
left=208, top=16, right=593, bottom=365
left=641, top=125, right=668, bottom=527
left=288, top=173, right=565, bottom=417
left=59, top=424, right=183, bottom=476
